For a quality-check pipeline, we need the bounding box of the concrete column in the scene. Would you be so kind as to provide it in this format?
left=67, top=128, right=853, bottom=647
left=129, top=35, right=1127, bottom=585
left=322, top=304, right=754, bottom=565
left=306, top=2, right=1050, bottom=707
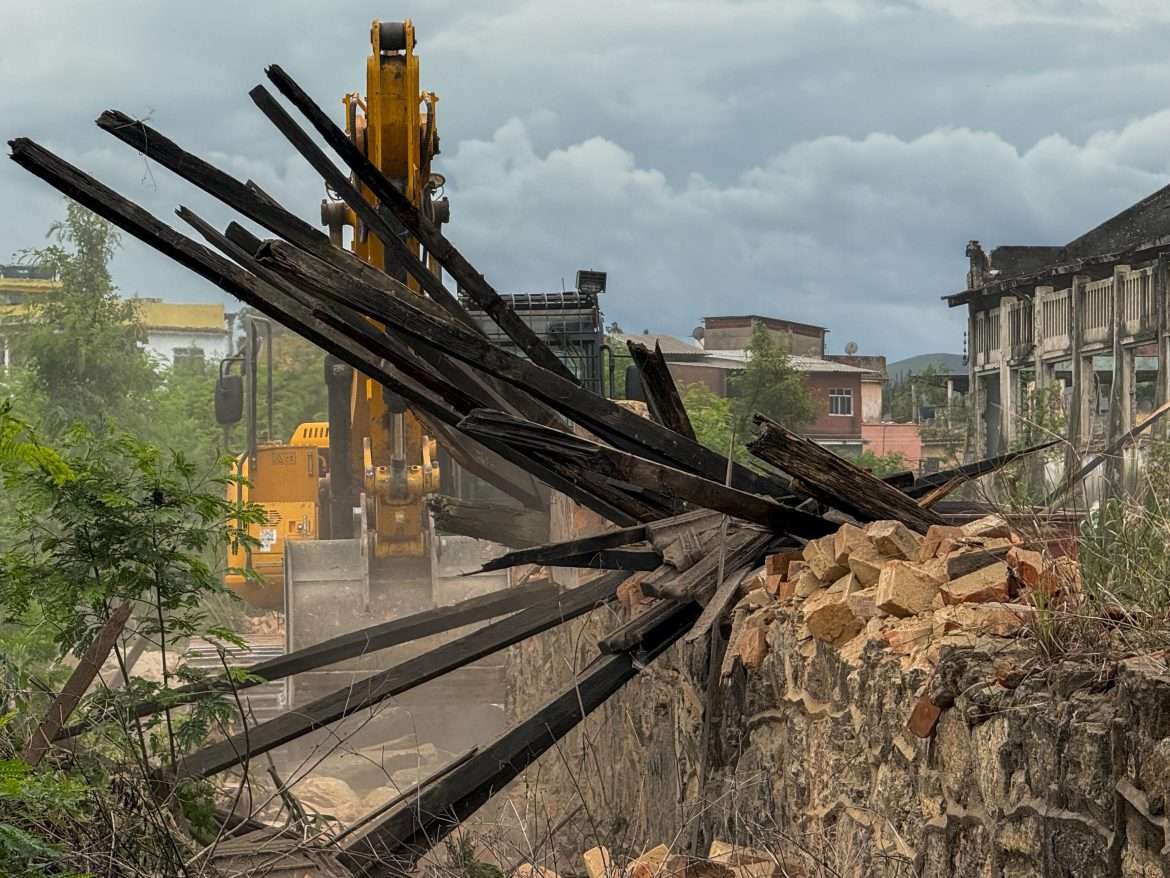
left=999, top=296, right=1015, bottom=452
left=1155, top=253, right=1169, bottom=439
left=1121, top=347, right=1135, bottom=433
left=1106, top=265, right=1130, bottom=491
left=1033, top=286, right=1051, bottom=394
left=1064, top=275, right=1087, bottom=484
left=968, top=306, right=983, bottom=461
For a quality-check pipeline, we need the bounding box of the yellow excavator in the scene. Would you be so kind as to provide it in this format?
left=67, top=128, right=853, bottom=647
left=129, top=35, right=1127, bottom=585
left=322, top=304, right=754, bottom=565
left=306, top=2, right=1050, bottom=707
left=217, top=21, right=449, bottom=698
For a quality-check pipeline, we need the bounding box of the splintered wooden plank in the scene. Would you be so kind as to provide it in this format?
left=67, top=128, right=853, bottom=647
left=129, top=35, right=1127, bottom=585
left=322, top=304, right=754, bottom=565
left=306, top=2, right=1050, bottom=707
left=904, top=438, right=1061, bottom=499
left=428, top=495, right=549, bottom=548
left=172, top=572, right=627, bottom=779
left=474, top=508, right=725, bottom=574
left=23, top=602, right=132, bottom=765
left=553, top=547, right=664, bottom=571
left=95, top=110, right=480, bottom=333
left=10, top=137, right=652, bottom=533
left=251, top=238, right=784, bottom=497
left=477, top=524, right=653, bottom=572
left=339, top=600, right=700, bottom=877
left=626, top=340, right=696, bottom=440
left=459, top=409, right=833, bottom=537
left=263, top=64, right=579, bottom=384
left=247, top=84, right=482, bottom=337
left=747, top=415, right=944, bottom=533
left=1043, top=399, right=1170, bottom=508
left=650, top=528, right=775, bottom=603
left=56, top=578, right=561, bottom=741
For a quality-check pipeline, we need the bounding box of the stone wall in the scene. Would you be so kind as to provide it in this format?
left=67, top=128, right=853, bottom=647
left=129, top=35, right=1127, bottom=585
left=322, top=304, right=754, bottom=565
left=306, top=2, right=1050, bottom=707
left=506, top=602, right=1170, bottom=877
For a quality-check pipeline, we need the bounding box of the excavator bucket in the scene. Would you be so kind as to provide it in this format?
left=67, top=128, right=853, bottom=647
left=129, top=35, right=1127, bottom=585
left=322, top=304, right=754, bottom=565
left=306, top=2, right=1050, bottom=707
left=283, top=538, right=436, bottom=705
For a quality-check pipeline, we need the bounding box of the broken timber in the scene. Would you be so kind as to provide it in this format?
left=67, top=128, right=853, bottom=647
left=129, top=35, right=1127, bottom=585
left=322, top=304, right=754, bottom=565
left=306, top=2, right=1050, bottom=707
left=747, top=415, right=945, bottom=533
left=475, top=509, right=723, bottom=574
left=459, top=409, right=833, bottom=537
left=55, top=577, right=561, bottom=741
left=626, top=340, right=696, bottom=440
left=427, top=495, right=549, bottom=548
left=339, top=600, right=700, bottom=877
left=11, top=139, right=638, bottom=528
left=173, top=572, right=627, bottom=779
left=22, top=601, right=132, bottom=765
left=258, top=67, right=577, bottom=383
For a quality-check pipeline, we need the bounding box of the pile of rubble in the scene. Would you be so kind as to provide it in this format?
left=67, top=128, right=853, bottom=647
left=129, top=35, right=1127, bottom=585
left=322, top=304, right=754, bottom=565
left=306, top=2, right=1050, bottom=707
left=721, top=514, right=1081, bottom=678
left=516, top=840, right=800, bottom=878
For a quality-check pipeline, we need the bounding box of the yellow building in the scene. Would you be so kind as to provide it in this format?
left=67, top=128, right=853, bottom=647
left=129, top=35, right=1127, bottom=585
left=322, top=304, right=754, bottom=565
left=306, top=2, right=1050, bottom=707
left=0, top=265, right=230, bottom=369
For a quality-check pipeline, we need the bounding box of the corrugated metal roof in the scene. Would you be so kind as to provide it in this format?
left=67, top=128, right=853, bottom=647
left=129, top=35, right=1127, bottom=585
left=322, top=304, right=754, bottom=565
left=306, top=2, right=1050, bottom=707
left=610, top=332, right=704, bottom=356
left=698, top=350, right=877, bottom=373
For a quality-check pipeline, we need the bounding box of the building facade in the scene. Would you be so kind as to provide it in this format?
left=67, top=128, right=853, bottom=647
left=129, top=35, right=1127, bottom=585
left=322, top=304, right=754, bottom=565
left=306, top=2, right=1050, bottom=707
left=946, top=182, right=1170, bottom=462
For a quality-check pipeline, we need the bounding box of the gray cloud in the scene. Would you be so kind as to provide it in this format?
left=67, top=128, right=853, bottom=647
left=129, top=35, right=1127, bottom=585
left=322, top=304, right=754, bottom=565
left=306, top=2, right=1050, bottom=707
left=4, top=1, right=1170, bottom=360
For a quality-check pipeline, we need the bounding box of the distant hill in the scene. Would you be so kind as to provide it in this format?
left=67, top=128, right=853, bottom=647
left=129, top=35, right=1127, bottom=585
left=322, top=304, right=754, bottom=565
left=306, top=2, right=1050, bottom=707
left=887, top=353, right=965, bottom=384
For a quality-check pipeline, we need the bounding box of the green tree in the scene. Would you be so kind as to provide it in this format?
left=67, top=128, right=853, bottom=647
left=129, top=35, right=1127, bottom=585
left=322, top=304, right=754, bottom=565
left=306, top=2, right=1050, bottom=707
left=0, top=401, right=265, bottom=874
left=852, top=449, right=907, bottom=476
left=682, top=382, right=744, bottom=463
left=729, top=323, right=819, bottom=437
left=15, top=202, right=160, bottom=437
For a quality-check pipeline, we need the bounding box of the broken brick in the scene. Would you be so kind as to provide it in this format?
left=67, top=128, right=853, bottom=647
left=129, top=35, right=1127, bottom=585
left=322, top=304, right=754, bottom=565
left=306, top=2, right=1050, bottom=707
left=847, top=540, right=888, bottom=587
left=875, top=560, right=943, bottom=617
left=737, top=628, right=770, bottom=669
left=883, top=617, right=934, bottom=655
left=1007, top=546, right=1047, bottom=591
left=583, top=848, right=615, bottom=878
left=941, top=561, right=1010, bottom=605
left=794, top=569, right=824, bottom=598
left=802, top=586, right=864, bottom=647
left=765, top=548, right=802, bottom=579
left=617, top=576, right=651, bottom=610
left=918, top=524, right=965, bottom=561
left=961, top=513, right=1012, bottom=539
left=832, top=523, right=869, bottom=565
left=845, top=586, right=884, bottom=620
left=626, top=845, right=670, bottom=878
left=907, top=694, right=943, bottom=738
left=866, top=520, right=922, bottom=560
left=803, top=535, right=847, bottom=581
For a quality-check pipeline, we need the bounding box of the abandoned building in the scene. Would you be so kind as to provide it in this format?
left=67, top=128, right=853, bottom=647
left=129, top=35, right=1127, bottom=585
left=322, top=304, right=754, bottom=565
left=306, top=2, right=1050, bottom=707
left=947, top=182, right=1170, bottom=460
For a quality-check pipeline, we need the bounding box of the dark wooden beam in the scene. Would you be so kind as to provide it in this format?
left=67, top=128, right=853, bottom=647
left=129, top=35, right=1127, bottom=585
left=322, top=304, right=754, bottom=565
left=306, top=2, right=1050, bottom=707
left=172, top=572, right=627, bottom=779
left=627, top=341, right=696, bottom=440
left=428, top=495, right=548, bottom=548
left=459, top=409, right=833, bottom=538
left=11, top=136, right=641, bottom=533
left=746, top=415, right=945, bottom=533
left=23, top=602, right=132, bottom=765
left=904, top=438, right=1061, bottom=498
left=553, top=546, right=664, bottom=571
left=339, top=600, right=699, bottom=877
left=247, top=84, right=491, bottom=342
left=55, top=578, right=561, bottom=741
left=263, top=65, right=579, bottom=384
left=252, top=239, right=785, bottom=497
left=96, top=110, right=479, bottom=332
left=473, top=508, right=721, bottom=573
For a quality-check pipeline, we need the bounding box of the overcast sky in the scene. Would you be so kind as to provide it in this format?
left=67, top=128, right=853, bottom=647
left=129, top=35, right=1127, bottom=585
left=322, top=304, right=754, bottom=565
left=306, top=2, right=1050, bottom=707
left=6, top=1, right=1170, bottom=361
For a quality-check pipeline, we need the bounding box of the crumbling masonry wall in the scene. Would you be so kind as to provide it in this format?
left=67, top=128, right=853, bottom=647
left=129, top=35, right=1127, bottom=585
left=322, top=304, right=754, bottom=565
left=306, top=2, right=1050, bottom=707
left=507, top=604, right=1170, bottom=877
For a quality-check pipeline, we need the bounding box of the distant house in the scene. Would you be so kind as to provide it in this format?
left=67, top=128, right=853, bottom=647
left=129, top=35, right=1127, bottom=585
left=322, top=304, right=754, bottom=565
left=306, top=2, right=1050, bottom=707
left=134, top=299, right=230, bottom=365
left=0, top=264, right=230, bottom=370
left=0, top=264, right=59, bottom=371
left=621, top=314, right=885, bottom=455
